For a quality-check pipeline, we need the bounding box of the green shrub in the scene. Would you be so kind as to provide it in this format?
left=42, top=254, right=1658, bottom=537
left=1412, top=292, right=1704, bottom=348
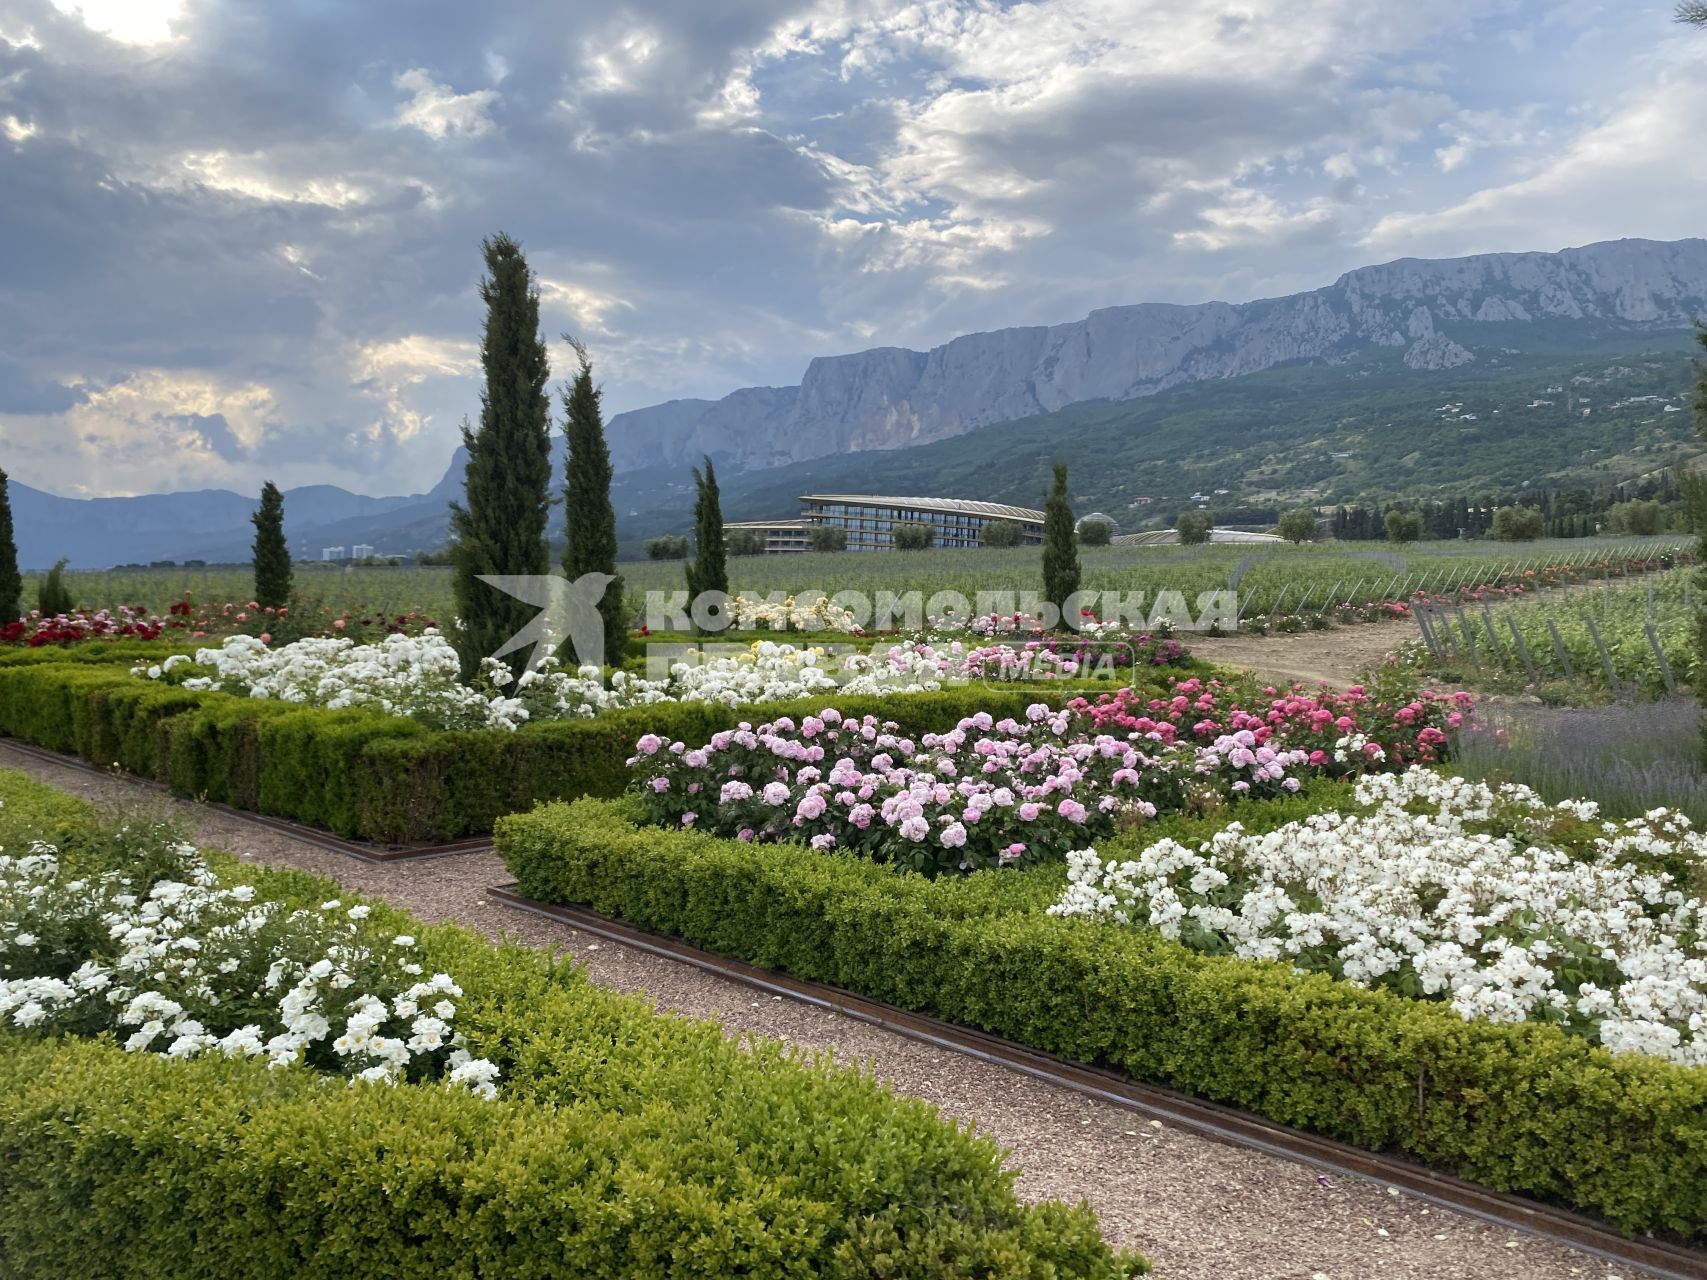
left=0, top=641, right=202, bottom=668
left=0, top=772, right=1141, bottom=1279
left=0, top=658, right=1167, bottom=841
left=497, top=796, right=1707, bottom=1239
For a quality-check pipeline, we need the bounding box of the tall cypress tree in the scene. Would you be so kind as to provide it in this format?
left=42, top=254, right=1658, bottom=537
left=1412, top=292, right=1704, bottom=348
left=0, top=467, right=19, bottom=622
left=251, top=481, right=292, bottom=609
left=1041, top=462, right=1080, bottom=629
left=560, top=337, right=624, bottom=665
left=450, top=233, right=553, bottom=679
left=684, top=457, right=728, bottom=634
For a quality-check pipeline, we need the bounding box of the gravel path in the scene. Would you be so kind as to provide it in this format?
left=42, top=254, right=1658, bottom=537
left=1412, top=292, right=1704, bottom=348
left=1184, top=622, right=1413, bottom=688
left=0, top=740, right=1648, bottom=1280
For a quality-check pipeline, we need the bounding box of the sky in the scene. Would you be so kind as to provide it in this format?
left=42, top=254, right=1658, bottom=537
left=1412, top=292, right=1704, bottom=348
left=0, top=0, right=1703, bottom=499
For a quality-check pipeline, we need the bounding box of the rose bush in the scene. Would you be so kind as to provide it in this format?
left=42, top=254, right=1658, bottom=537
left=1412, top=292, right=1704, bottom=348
left=139, top=633, right=1136, bottom=728
left=1050, top=768, right=1707, bottom=1065
left=628, top=704, right=1344, bottom=874
left=0, top=812, right=499, bottom=1093
left=1066, top=673, right=1469, bottom=772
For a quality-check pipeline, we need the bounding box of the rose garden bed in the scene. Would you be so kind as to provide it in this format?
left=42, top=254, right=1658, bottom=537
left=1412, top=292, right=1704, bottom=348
left=0, top=769, right=1141, bottom=1278
left=0, top=646, right=1156, bottom=842
left=493, top=690, right=1707, bottom=1242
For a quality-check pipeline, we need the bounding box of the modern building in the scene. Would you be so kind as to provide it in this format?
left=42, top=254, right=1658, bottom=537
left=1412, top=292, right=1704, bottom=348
left=724, top=519, right=813, bottom=554
left=351, top=543, right=375, bottom=559
left=321, top=546, right=346, bottom=561
left=797, top=494, right=1045, bottom=551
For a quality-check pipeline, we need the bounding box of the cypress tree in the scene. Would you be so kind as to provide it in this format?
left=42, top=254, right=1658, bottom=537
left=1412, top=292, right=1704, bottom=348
left=0, top=467, right=19, bottom=622
left=684, top=457, right=728, bottom=634
left=1693, top=324, right=1707, bottom=447
left=1041, top=462, right=1081, bottom=629
left=560, top=337, right=624, bottom=665
left=251, top=481, right=292, bottom=609
left=37, top=558, right=73, bottom=617
left=450, top=233, right=553, bottom=679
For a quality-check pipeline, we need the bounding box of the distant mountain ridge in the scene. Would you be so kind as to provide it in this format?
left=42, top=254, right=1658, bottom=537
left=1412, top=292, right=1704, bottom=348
left=605, top=237, right=1707, bottom=471
left=6, top=462, right=467, bottom=571
left=9, top=237, right=1706, bottom=569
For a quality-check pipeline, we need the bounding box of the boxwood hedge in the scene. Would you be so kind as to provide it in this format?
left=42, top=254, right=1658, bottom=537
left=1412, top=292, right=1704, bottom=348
left=0, top=658, right=1153, bottom=842
left=496, top=793, right=1707, bottom=1242
left=0, top=770, right=1143, bottom=1279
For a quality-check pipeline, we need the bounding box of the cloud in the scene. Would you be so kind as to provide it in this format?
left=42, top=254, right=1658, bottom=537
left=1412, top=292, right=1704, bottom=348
left=48, top=0, right=183, bottom=45
left=1364, top=57, right=1707, bottom=259
left=0, top=0, right=1700, bottom=500
left=0, top=355, right=82, bottom=413
left=165, top=410, right=244, bottom=462
left=392, top=69, right=498, bottom=140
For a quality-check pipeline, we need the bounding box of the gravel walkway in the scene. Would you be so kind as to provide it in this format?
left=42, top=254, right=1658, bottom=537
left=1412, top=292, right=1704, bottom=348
left=0, top=740, right=1648, bottom=1280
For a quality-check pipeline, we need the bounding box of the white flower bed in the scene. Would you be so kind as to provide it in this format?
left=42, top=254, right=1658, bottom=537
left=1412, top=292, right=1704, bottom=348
left=729, top=593, right=863, bottom=633
left=140, top=633, right=1086, bottom=727
left=148, top=632, right=530, bottom=729
left=0, top=821, right=500, bottom=1094
left=1049, top=769, right=1707, bottom=1065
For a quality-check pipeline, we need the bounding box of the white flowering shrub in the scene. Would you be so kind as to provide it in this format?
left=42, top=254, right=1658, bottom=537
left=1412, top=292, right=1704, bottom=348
left=1049, top=768, right=1707, bottom=1065
left=139, top=633, right=1101, bottom=728
left=728, top=593, right=864, bottom=634
left=140, top=632, right=529, bottom=730
left=0, top=815, right=499, bottom=1095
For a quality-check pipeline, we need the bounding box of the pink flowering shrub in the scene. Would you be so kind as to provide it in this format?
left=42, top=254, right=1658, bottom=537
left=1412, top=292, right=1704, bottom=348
left=629, top=705, right=1183, bottom=875
left=1066, top=672, right=1471, bottom=776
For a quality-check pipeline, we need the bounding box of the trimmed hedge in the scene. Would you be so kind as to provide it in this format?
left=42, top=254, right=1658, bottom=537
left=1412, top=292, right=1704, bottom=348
left=497, top=795, right=1707, bottom=1241
left=0, top=660, right=1158, bottom=841
left=0, top=771, right=1143, bottom=1279
left=0, top=641, right=203, bottom=668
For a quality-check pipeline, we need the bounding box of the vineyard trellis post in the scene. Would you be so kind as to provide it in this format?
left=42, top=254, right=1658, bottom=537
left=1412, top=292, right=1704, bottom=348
left=1545, top=617, right=1576, bottom=681
left=1645, top=621, right=1677, bottom=696
left=1414, top=606, right=1444, bottom=659
left=1479, top=602, right=1503, bottom=659
left=1505, top=615, right=1541, bottom=687
left=1583, top=615, right=1621, bottom=698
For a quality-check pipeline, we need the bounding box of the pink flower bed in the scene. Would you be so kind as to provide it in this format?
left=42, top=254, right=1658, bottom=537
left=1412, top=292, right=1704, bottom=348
left=630, top=705, right=1185, bottom=875
left=1065, top=675, right=1470, bottom=773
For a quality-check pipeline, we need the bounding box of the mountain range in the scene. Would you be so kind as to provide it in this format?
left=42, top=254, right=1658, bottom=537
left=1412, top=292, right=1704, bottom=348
left=8, top=236, right=1706, bottom=569
left=604, top=236, right=1707, bottom=472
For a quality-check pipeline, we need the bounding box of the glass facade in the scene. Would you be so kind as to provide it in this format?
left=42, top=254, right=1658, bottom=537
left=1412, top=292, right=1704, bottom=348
left=796, top=497, right=1044, bottom=551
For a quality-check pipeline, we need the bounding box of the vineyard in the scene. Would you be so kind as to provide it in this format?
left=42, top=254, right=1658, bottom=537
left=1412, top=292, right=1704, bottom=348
left=28, top=535, right=1693, bottom=632
left=1411, top=567, right=1697, bottom=698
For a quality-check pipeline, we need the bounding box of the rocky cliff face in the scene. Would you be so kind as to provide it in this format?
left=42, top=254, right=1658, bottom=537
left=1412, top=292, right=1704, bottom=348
left=606, top=237, right=1707, bottom=472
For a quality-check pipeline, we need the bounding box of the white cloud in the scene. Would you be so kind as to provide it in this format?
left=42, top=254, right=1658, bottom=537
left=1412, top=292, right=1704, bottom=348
left=49, top=0, right=183, bottom=45
left=173, top=151, right=372, bottom=208
left=350, top=337, right=479, bottom=448
left=1, top=369, right=278, bottom=494
left=537, top=278, right=635, bottom=336
left=393, top=69, right=497, bottom=140
left=1364, top=62, right=1707, bottom=259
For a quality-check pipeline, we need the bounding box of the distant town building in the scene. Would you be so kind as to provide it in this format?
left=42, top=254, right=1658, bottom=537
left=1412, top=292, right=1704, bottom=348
left=322, top=546, right=345, bottom=561
left=351, top=544, right=375, bottom=559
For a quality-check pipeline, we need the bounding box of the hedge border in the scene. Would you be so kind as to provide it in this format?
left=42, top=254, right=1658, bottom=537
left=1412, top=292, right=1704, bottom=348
left=495, top=795, right=1707, bottom=1241
left=0, top=769, right=1143, bottom=1280
left=0, top=659, right=1168, bottom=843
